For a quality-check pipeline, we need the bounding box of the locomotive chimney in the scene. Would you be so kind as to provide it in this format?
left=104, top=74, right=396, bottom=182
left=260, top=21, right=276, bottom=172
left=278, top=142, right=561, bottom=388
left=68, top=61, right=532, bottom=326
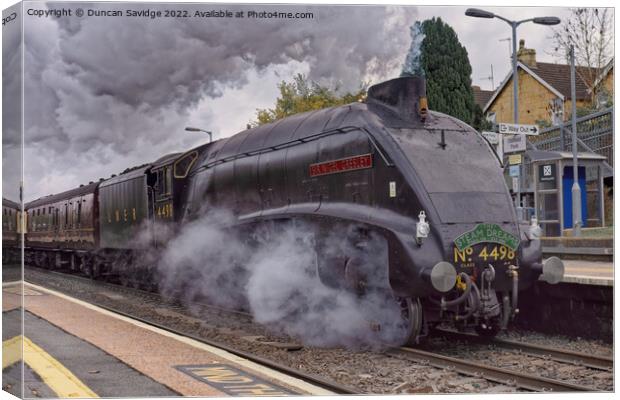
left=367, top=76, right=428, bottom=123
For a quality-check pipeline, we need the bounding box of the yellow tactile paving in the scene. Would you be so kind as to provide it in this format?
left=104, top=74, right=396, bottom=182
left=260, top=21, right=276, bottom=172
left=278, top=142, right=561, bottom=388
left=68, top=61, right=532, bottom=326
left=2, top=335, right=22, bottom=369
left=3, top=336, right=98, bottom=398
left=22, top=336, right=99, bottom=398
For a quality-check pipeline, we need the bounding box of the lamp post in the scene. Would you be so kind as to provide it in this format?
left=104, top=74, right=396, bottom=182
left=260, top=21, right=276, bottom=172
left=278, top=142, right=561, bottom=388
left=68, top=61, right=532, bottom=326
left=185, top=126, right=213, bottom=143
left=465, top=8, right=560, bottom=220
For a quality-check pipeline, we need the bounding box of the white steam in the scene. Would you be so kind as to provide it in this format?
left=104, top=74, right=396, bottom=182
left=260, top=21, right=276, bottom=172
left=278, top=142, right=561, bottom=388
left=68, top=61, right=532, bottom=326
left=156, top=210, right=408, bottom=349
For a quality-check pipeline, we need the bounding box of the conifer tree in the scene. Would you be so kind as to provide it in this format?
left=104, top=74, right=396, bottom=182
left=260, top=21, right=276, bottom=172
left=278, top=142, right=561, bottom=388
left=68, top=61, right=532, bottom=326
left=406, top=17, right=477, bottom=125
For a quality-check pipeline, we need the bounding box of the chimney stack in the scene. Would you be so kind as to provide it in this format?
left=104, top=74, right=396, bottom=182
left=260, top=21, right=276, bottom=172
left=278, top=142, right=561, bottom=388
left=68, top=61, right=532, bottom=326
left=517, top=39, right=537, bottom=68
left=367, top=76, right=429, bottom=124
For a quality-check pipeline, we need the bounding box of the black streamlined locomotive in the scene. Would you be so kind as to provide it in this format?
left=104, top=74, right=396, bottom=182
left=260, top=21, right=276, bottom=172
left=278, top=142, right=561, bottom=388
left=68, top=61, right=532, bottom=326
left=24, top=76, right=564, bottom=344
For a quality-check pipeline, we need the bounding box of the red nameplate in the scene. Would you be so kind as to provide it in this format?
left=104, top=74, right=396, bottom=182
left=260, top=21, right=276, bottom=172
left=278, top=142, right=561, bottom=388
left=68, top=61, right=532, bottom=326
left=309, top=153, right=373, bottom=177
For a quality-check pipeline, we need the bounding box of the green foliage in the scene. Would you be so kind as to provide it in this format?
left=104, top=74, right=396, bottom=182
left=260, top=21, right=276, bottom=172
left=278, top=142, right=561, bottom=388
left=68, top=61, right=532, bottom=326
left=535, top=119, right=552, bottom=129
left=472, top=104, right=493, bottom=132
left=419, top=17, right=476, bottom=126
left=565, top=104, right=602, bottom=121
left=251, top=74, right=367, bottom=126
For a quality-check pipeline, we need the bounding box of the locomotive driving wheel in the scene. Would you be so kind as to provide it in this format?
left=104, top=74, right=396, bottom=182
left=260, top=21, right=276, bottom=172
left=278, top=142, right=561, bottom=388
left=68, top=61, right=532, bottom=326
left=399, top=297, right=424, bottom=346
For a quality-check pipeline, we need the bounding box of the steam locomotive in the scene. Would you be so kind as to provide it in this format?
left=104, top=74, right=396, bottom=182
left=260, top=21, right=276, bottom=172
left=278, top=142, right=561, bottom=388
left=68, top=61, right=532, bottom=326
left=23, top=76, right=564, bottom=344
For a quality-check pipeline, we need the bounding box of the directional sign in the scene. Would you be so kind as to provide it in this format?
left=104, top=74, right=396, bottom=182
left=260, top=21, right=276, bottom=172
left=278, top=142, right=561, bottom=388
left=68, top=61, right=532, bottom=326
left=499, top=123, right=540, bottom=136
left=481, top=131, right=499, bottom=144
left=509, top=165, right=520, bottom=177
left=503, top=134, right=526, bottom=154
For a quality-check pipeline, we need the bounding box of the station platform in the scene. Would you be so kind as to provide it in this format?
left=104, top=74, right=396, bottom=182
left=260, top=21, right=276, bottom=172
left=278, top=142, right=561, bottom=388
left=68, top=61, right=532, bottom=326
left=2, top=281, right=332, bottom=397
left=560, top=259, right=613, bottom=286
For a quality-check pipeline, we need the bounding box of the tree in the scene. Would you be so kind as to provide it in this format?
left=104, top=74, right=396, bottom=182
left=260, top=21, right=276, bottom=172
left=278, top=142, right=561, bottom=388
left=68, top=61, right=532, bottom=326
left=409, top=17, right=477, bottom=126
left=472, top=104, right=493, bottom=132
left=549, top=8, right=613, bottom=102
left=251, top=74, right=367, bottom=126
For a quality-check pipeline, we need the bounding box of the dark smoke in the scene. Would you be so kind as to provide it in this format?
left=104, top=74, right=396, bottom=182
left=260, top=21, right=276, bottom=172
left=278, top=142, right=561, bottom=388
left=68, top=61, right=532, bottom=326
left=20, top=3, right=417, bottom=200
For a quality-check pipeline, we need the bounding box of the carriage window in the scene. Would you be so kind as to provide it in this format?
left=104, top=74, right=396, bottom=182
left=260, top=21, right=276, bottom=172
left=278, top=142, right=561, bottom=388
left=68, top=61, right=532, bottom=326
left=165, top=167, right=172, bottom=194
left=77, top=202, right=82, bottom=225
left=174, top=151, right=198, bottom=178
left=157, top=169, right=164, bottom=192
left=155, top=168, right=172, bottom=199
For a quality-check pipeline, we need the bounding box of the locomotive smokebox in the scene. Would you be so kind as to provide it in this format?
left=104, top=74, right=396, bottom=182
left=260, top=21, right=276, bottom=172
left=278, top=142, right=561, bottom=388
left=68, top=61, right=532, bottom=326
left=367, top=76, right=428, bottom=123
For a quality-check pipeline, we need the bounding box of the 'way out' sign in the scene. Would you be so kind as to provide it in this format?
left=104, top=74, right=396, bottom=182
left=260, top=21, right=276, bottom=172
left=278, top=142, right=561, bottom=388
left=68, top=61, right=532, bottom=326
left=499, top=123, right=540, bottom=136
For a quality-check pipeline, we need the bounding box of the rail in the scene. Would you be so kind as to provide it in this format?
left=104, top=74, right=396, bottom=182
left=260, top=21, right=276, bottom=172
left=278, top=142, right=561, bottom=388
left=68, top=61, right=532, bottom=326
left=393, top=347, right=596, bottom=392
left=433, top=329, right=612, bottom=371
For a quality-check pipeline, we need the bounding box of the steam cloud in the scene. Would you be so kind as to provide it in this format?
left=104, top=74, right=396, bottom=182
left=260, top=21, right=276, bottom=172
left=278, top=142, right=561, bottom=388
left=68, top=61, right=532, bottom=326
left=401, top=21, right=426, bottom=77
left=15, top=3, right=417, bottom=201
left=156, top=209, right=408, bottom=349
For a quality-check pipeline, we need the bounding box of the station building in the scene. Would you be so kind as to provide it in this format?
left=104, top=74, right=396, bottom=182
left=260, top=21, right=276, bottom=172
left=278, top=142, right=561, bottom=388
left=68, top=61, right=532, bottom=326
left=472, top=40, right=614, bottom=237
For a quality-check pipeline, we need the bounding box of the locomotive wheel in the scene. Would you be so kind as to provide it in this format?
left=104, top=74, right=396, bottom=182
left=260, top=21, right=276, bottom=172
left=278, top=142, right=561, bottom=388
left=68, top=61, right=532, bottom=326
left=399, top=297, right=424, bottom=346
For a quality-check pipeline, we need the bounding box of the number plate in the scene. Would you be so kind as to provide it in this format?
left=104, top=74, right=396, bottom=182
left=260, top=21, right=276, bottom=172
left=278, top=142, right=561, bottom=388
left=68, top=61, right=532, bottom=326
left=453, top=243, right=516, bottom=270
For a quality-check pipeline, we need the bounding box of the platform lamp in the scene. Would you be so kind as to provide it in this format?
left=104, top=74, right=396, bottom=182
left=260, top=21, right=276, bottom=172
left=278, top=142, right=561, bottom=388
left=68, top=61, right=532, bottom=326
left=465, top=8, right=560, bottom=220
left=185, top=127, right=213, bottom=143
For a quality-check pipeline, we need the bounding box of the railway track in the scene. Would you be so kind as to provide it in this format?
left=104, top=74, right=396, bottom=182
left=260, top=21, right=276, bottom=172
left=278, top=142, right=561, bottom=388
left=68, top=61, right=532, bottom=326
left=23, top=266, right=610, bottom=393
left=433, top=329, right=613, bottom=371
left=25, top=265, right=253, bottom=319
left=392, top=347, right=597, bottom=392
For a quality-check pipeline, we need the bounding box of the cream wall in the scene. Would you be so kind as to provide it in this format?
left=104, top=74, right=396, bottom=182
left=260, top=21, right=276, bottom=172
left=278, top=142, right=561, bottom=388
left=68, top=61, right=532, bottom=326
left=487, top=69, right=592, bottom=125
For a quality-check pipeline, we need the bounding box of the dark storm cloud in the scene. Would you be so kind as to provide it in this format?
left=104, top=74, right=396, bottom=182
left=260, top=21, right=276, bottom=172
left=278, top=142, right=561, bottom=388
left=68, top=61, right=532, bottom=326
left=52, top=3, right=413, bottom=109
left=2, top=3, right=23, bottom=202
left=22, top=2, right=416, bottom=200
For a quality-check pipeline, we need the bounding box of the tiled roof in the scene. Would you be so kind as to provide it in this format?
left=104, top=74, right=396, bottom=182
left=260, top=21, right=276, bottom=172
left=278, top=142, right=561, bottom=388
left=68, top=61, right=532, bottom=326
left=529, top=62, right=599, bottom=100
left=472, top=86, right=494, bottom=108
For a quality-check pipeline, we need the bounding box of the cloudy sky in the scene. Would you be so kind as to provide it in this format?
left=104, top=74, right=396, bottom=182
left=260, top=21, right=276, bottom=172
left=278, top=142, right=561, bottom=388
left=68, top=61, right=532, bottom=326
left=1, top=1, right=611, bottom=202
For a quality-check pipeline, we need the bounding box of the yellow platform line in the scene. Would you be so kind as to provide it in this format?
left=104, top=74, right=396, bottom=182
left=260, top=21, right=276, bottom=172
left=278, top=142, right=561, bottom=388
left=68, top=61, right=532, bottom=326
left=2, top=335, right=22, bottom=369
left=3, top=336, right=98, bottom=398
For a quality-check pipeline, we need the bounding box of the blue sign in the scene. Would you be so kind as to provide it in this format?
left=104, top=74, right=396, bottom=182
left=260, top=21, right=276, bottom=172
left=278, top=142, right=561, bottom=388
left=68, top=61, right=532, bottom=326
left=509, top=165, right=520, bottom=177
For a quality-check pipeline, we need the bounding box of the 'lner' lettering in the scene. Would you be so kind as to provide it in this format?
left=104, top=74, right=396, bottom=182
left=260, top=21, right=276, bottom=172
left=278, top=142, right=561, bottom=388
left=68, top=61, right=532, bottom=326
left=226, top=383, right=289, bottom=396
left=193, top=367, right=253, bottom=384
left=174, top=363, right=294, bottom=395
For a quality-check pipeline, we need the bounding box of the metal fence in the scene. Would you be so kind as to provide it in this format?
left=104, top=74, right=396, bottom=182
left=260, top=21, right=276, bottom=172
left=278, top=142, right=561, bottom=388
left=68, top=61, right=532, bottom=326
left=529, top=107, right=614, bottom=176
